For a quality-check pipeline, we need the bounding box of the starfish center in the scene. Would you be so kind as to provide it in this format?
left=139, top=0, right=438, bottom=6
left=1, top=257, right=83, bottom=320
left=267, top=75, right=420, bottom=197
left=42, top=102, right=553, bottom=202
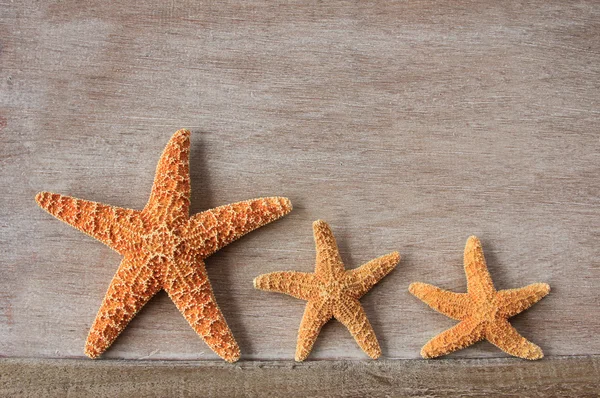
left=144, top=225, right=184, bottom=258
left=319, top=280, right=345, bottom=299
left=471, top=296, right=500, bottom=322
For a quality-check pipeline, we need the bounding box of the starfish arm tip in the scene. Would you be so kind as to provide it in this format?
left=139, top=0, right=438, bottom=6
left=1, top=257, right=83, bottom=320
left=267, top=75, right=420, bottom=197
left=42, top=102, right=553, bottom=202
left=253, top=274, right=270, bottom=291
left=465, top=235, right=483, bottom=253
left=34, top=191, right=45, bottom=204
left=224, top=352, right=241, bottom=363
left=528, top=349, right=544, bottom=360
left=251, top=271, right=316, bottom=300
left=369, top=350, right=382, bottom=360
left=312, top=219, right=327, bottom=228
left=170, top=129, right=191, bottom=143
left=525, top=282, right=551, bottom=300
left=175, top=128, right=191, bottom=136
left=408, top=282, right=417, bottom=293
left=280, top=197, right=293, bottom=212
left=420, top=346, right=436, bottom=359
left=467, top=235, right=480, bottom=244
left=540, top=283, right=551, bottom=295
left=498, top=282, right=551, bottom=318
left=516, top=343, right=544, bottom=360
left=420, top=340, right=449, bottom=359
left=252, top=276, right=261, bottom=289
left=486, top=320, right=545, bottom=360
left=294, top=348, right=309, bottom=362
left=408, top=282, right=425, bottom=296
left=389, top=251, right=401, bottom=266
left=35, top=191, right=55, bottom=208
left=84, top=345, right=101, bottom=359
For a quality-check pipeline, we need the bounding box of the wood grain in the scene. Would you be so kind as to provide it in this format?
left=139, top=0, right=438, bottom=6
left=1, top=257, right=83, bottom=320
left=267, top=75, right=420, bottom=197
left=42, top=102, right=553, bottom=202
left=1, top=0, right=599, bottom=369
left=2, top=357, right=599, bottom=397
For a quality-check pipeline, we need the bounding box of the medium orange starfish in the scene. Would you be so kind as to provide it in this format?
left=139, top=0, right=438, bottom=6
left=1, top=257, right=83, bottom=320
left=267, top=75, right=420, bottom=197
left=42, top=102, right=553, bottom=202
left=254, top=220, right=400, bottom=361
left=409, top=236, right=550, bottom=360
left=35, top=129, right=292, bottom=362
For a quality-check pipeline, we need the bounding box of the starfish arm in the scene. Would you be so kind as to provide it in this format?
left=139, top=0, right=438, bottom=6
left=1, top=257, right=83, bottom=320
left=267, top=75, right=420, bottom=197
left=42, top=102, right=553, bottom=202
left=464, top=236, right=496, bottom=298
left=408, top=282, right=472, bottom=321
left=84, top=256, right=162, bottom=358
left=346, top=252, right=400, bottom=299
left=486, top=320, right=544, bottom=360
left=420, top=317, right=485, bottom=359
left=164, top=258, right=240, bottom=363
left=36, top=192, right=144, bottom=255
left=496, top=283, right=550, bottom=318
left=253, top=272, right=317, bottom=301
left=184, top=197, right=292, bottom=258
left=144, top=129, right=191, bottom=224
left=295, top=299, right=333, bottom=361
left=334, top=298, right=382, bottom=359
left=312, top=220, right=345, bottom=278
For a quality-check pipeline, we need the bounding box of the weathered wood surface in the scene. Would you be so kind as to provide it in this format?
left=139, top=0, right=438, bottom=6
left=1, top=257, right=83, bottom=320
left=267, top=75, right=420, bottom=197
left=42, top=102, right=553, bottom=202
left=2, top=357, right=599, bottom=397
left=1, top=0, right=600, bottom=372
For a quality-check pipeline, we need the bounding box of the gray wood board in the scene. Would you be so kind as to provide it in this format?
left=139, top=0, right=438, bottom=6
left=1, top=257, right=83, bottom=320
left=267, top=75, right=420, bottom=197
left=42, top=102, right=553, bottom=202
left=2, top=357, right=600, bottom=397
left=1, top=0, right=599, bottom=362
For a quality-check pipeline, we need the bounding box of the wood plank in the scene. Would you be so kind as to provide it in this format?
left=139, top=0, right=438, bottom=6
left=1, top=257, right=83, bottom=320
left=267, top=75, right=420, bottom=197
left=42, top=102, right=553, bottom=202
left=1, top=0, right=599, bottom=363
left=2, top=357, right=599, bottom=397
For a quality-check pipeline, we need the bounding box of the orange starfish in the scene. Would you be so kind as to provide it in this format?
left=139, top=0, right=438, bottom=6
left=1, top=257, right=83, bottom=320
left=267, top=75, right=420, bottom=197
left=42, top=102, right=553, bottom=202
left=254, top=220, right=400, bottom=361
left=409, top=236, right=550, bottom=360
left=35, top=129, right=292, bottom=362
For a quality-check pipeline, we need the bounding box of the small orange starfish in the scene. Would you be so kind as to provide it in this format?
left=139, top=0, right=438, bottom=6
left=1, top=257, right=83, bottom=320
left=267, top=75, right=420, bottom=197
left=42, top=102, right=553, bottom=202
left=254, top=220, right=400, bottom=361
left=409, top=236, right=550, bottom=360
left=36, top=129, right=292, bottom=362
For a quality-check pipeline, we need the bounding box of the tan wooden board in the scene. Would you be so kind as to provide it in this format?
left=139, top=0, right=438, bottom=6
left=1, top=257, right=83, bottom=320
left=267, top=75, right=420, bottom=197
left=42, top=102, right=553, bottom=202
left=2, top=357, right=600, bottom=397
left=1, top=0, right=599, bottom=370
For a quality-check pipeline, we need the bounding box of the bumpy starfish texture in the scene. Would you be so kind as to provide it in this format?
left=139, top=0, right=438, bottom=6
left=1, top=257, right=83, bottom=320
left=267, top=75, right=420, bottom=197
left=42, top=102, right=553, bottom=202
left=254, top=220, right=400, bottom=361
left=409, top=236, right=550, bottom=360
left=36, top=129, right=292, bottom=362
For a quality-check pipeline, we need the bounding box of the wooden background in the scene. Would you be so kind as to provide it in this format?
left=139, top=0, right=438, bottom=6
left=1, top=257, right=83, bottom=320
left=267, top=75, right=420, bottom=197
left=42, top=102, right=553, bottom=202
left=1, top=0, right=599, bottom=396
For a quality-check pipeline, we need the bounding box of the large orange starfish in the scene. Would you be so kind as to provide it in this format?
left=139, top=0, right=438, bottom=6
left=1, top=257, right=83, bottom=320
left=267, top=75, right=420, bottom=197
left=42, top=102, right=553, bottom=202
left=254, top=220, right=400, bottom=361
left=36, top=129, right=292, bottom=362
left=409, top=236, right=550, bottom=360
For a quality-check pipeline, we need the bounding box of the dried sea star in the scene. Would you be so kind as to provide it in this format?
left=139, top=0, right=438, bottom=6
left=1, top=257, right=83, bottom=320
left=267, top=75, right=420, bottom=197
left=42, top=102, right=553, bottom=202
left=254, top=220, right=400, bottom=361
left=36, top=129, right=292, bottom=362
left=409, top=236, right=550, bottom=360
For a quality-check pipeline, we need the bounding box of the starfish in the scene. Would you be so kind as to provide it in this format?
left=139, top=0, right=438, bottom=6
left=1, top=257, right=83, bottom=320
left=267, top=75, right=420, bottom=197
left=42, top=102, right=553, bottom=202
left=35, top=129, right=292, bottom=362
left=254, top=220, right=400, bottom=361
left=409, top=236, right=550, bottom=360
